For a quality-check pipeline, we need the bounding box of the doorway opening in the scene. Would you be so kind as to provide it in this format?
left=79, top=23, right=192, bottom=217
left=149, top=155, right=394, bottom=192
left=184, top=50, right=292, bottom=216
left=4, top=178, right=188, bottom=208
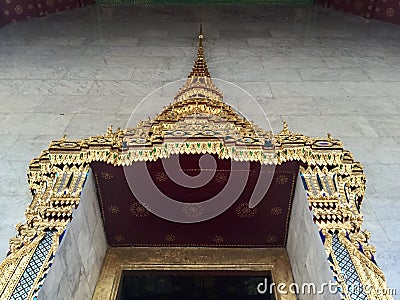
left=117, top=270, right=275, bottom=300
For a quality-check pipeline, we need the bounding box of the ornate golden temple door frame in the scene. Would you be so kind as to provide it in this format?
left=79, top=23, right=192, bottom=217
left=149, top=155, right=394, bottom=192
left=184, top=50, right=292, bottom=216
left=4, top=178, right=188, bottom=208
left=93, top=247, right=296, bottom=300
left=0, top=27, right=393, bottom=300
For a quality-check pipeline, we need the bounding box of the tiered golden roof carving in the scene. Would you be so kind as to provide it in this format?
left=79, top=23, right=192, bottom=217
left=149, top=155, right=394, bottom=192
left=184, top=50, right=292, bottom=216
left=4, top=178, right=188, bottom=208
left=0, top=28, right=393, bottom=300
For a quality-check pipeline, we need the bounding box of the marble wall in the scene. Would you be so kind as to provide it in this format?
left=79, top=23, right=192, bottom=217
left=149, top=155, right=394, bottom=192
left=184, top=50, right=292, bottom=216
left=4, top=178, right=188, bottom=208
left=38, top=171, right=107, bottom=300
left=286, top=174, right=340, bottom=300
left=0, top=6, right=399, bottom=294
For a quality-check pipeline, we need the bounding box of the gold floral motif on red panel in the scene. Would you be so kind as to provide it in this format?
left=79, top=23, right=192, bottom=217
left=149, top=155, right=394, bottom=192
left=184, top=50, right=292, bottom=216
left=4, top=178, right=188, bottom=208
left=130, top=202, right=150, bottom=218
left=270, top=206, right=283, bottom=216
left=235, top=203, right=257, bottom=219
left=108, top=205, right=120, bottom=214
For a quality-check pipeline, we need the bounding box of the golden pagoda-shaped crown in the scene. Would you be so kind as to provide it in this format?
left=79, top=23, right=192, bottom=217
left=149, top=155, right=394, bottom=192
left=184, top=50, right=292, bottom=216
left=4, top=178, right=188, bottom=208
left=174, top=24, right=224, bottom=102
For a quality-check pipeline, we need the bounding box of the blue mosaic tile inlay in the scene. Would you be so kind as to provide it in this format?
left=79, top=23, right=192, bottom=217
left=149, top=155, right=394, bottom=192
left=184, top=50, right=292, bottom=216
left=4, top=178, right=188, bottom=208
left=10, top=231, right=53, bottom=300
left=332, top=233, right=368, bottom=300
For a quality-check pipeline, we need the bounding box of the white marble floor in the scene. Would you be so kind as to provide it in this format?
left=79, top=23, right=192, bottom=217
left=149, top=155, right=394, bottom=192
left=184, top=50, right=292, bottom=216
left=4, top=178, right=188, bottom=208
left=0, top=4, right=399, bottom=297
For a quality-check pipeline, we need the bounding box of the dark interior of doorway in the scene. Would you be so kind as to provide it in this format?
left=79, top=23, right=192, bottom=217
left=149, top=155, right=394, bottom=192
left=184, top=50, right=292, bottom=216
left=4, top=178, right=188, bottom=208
left=117, top=270, right=276, bottom=299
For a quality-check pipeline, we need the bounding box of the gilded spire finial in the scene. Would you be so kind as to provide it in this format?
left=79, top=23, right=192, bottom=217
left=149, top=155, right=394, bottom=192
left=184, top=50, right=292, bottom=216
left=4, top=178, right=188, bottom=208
left=188, top=24, right=210, bottom=78
left=199, top=23, right=203, bottom=47
left=174, top=25, right=223, bottom=102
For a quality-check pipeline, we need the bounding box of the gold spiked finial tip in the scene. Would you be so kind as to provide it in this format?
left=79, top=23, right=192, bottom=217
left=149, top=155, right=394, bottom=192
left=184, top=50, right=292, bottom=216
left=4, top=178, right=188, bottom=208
left=188, top=24, right=210, bottom=78
left=174, top=25, right=223, bottom=102
left=199, top=24, right=203, bottom=42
